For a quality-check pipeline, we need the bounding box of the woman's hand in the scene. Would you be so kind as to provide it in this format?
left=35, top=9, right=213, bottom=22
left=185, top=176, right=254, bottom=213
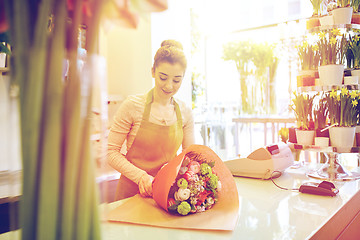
left=138, top=173, right=154, bottom=197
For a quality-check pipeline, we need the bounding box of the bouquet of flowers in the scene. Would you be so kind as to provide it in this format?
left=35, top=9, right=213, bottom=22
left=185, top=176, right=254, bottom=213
left=166, top=151, right=220, bottom=216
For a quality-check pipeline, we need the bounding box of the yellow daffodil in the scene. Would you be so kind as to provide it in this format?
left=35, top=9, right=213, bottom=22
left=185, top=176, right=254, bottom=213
left=329, top=37, right=337, bottom=45
left=352, top=99, right=358, bottom=107
left=331, top=28, right=341, bottom=36
left=312, top=45, right=319, bottom=51
left=337, top=95, right=340, bottom=101
left=319, top=31, right=326, bottom=39
left=330, top=89, right=337, bottom=98
left=350, top=91, right=358, bottom=99
left=302, top=41, right=308, bottom=48
left=341, top=88, right=349, bottom=96
left=355, top=35, right=360, bottom=42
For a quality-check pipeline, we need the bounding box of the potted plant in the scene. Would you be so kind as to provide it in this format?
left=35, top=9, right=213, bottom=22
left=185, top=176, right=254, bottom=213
left=326, top=88, right=358, bottom=148
left=307, top=0, right=323, bottom=29
left=351, top=0, right=360, bottom=23
left=297, top=40, right=320, bottom=86
left=349, top=34, right=360, bottom=78
left=313, top=95, right=330, bottom=146
left=332, top=0, right=353, bottom=24
left=317, top=29, right=348, bottom=86
left=0, top=31, right=11, bottom=68
left=291, top=92, right=316, bottom=145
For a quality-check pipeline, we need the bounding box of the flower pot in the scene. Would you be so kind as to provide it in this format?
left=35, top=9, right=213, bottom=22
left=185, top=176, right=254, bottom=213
left=319, top=15, right=334, bottom=26
left=332, top=7, right=353, bottom=25
left=298, top=69, right=317, bottom=77
left=288, top=127, right=297, bottom=143
left=351, top=69, right=360, bottom=77
left=0, top=53, right=6, bottom=68
left=352, top=12, right=360, bottom=24
left=306, top=17, right=320, bottom=29
left=344, top=76, right=359, bottom=85
left=318, top=64, right=344, bottom=86
left=295, top=129, right=315, bottom=146
left=329, top=126, right=356, bottom=148
left=314, top=137, right=330, bottom=147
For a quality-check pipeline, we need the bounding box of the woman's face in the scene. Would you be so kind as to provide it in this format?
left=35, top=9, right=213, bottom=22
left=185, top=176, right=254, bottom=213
left=152, top=62, right=185, bottom=102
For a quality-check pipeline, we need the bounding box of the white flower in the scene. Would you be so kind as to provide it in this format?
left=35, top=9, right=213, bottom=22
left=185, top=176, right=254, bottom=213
left=206, top=197, right=215, bottom=205
left=179, top=166, right=188, bottom=175
left=174, top=188, right=191, bottom=201
left=196, top=206, right=206, bottom=213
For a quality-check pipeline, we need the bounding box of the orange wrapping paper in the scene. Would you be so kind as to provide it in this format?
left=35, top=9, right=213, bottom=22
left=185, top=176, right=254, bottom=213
left=107, top=145, right=239, bottom=231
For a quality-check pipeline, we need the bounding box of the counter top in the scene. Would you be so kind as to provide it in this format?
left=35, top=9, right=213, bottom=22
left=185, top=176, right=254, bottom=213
left=101, top=165, right=360, bottom=240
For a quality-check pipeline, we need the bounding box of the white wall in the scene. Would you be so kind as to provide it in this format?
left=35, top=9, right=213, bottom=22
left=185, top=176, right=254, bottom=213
left=150, top=0, right=192, bottom=107
left=99, top=15, right=153, bottom=98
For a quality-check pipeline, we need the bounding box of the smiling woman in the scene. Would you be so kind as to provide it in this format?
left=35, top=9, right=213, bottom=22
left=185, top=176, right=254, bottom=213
left=107, top=39, right=195, bottom=201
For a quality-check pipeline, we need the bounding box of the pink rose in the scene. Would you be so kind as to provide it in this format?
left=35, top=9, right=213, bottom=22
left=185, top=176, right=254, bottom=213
left=183, top=170, right=195, bottom=182
left=188, top=161, right=200, bottom=174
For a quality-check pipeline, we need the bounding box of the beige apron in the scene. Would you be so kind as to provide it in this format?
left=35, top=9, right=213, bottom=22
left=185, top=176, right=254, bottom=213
left=115, top=89, right=183, bottom=200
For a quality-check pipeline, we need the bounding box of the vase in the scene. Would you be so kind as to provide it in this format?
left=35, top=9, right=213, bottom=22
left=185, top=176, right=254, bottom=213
left=319, top=15, right=334, bottom=26
left=329, top=126, right=356, bottom=148
left=295, top=129, right=315, bottom=146
left=318, top=64, right=344, bottom=86
left=344, top=76, right=359, bottom=85
left=332, top=7, right=353, bottom=25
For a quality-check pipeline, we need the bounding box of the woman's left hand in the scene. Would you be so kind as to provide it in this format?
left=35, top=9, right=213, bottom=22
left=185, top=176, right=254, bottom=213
left=139, top=173, right=154, bottom=197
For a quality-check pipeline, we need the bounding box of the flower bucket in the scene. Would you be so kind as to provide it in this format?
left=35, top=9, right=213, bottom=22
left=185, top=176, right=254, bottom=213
left=295, top=129, right=315, bottom=146
left=332, top=7, right=353, bottom=25
left=319, top=15, right=334, bottom=26
left=318, top=64, right=344, bottom=86
left=329, top=126, right=356, bottom=148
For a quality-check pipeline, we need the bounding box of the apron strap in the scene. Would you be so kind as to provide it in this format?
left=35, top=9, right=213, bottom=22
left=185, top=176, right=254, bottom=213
left=143, top=89, right=183, bottom=127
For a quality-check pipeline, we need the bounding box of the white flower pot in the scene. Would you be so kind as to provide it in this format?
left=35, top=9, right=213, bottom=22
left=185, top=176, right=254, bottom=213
left=0, top=53, right=6, bottom=68
left=344, top=76, right=359, bottom=85
left=319, top=15, right=334, bottom=26
left=329, top=126, right=356, bottom=148
left=351, top=69, right=360, bottom=77
left=314, top=137, right=330, bottom=147
left=295, top=129, right=315, bottom=146
left=332, top=7, right=353, bottom=25
left=318, top=64, right=344, bottom=86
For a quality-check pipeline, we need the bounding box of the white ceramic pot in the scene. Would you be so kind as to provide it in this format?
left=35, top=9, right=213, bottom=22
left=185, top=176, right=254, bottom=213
left=332, top=7, right=353, bottom=25
left=314, top=137, right=330, bottom=147
left=0, top=53, right=6, bottom=68
left=318, top=64, right=344, bottom=86
left=344, top=76, right=359, bottom=85
left=319, top=15, right=334, bottom=26
left=351, top=69, right=360, bottom=77
left=295, top=129, right=315, bottom=146
left=329, top=126, right=356, bottom=148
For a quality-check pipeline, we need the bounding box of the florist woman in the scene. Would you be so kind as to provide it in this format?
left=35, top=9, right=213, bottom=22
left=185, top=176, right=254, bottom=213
left=107, top=40, right=195, bottom=200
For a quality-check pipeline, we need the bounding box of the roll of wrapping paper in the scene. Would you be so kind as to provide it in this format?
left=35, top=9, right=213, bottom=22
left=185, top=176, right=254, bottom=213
left=107, top=144, right=239, bottom=231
